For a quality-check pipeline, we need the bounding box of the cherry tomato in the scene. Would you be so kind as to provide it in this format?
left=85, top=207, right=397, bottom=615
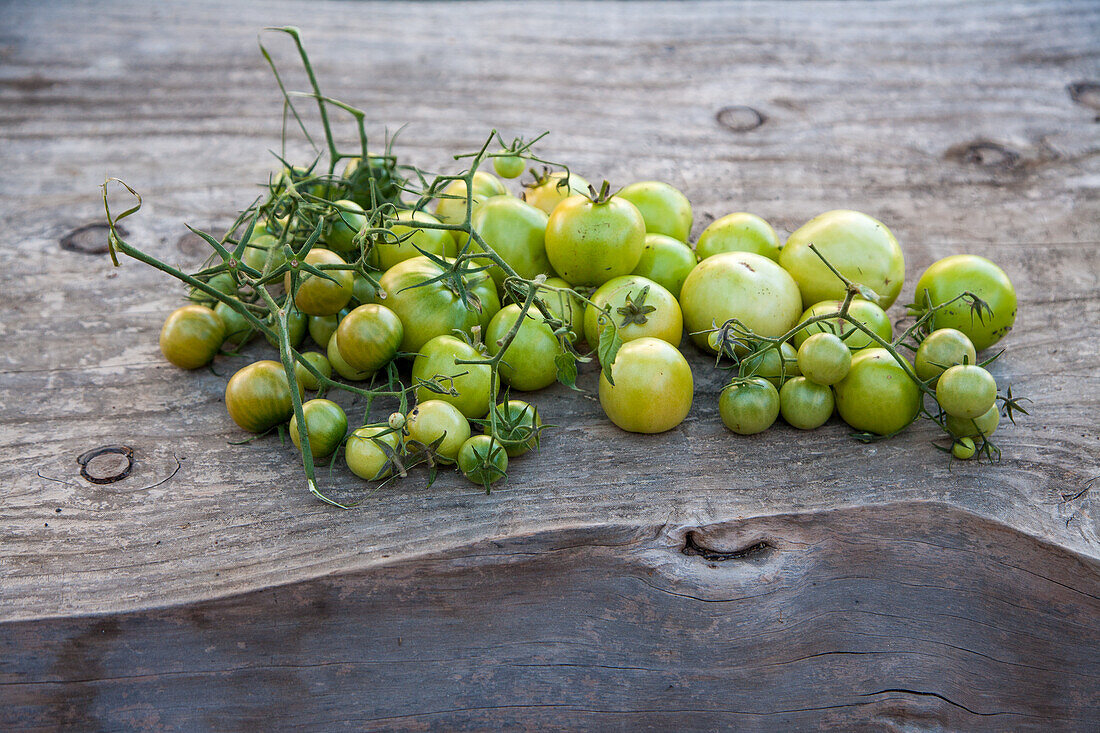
left=912, top=254, right=1016, bottom=351
left=286, top=248, right=354, bottom=317
left=241, top=233, right=286, bottom=274
left=779, top=377, right=834, bottom=429
left=719, top=377, right=780, bottom=435
left=679, top=251, right=803, bottom=351
left=792, top=298, right=892, bottom=351
left=471, top=195, right=553, bottom=286
left=457, top=435, right=508, bottom=487
left=334, top=303, right=404, bottom=374
left=345, top=426, right=400, bottom=480
left=544, top=194, right=646, bottom=286
left=952, top=437, right=977, bottom=460
left=798, top=333, right=852, bottom=386
left=325, top=199, right=366, bottom=253
left=225, top=359, right=302, bottom=433
left=946, top=404, right=1000, bottom=439
left=583, top=275, right=682, bottom=347
left=214, top=301, right=254, bottom=349
left=780, top=210, right=905, bottom=309
left=264, top=307, right=307, bottom=349
left=380, top=255, right=501, bottom=353
left=371, top=209, right=456, bottom=271
left=523, top=171, right=590, bottom=215
left=599, top=337, right=693, bottom=433
left=327, top=330, right=373, bottom=381
left=740, top=341, right=800, bottom=388
left=289, top=398, right=348, bottom=459
left=433, top=172, right=508, bottom=246
left=485, top=304, right=562, bottom=391
left=403, top=399, right=471, bottom=462
left=308, top=313, right=340, bottom=350
left=617, top=181, right=693, bottom=242
left=914, top=328, right=976, bottom=384
left=695, top=213, right=780, bottom=262
left=488, top=399, right=542, bottom=457
left=631, top=233, right=696, bottom=300
left=936, top=364, right=997, bottom=419
left=537, top=277, right=585, bottom=344
left=833, top=348, right=920, bottom=435
left=160, top=304, right=226, bottom=369
left=352, top=269, right=384, bottom=307
left=294, top=351, right=332, bottom=391
left=189, top=272, right=237, bottom=306
left=342, top=155, right=405, bottom=208
left=411, top=335, right=499, bottom=418
left=493, top=154, right=525, bottom=179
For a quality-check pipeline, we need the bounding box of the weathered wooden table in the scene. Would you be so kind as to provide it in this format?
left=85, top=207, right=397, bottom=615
left=3, top=1, right=1098, bottom=729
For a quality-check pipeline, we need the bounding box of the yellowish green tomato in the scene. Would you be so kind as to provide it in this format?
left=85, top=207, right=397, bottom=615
left=914, top=328, right=977, bottom=384
left=485, top=304, right=563, bottom=392
left=598, top=337, right=693, bottom=433
left=471, top=195, right=553, bottom=287
left=403, top=400, right=471, bottom=463
left=456, top=435, right=508, bottom=488
left=241, top=233, right=286, bottom=274
left=833, top=348, right=920, bottom=435
left=327, top=330, right=372, bottom=382
left=936, top=364, right=997, bottom=419
left=411, top=335, right=499, bottom=419
left=952, top=437, right=977, bottom=460
left=333, top=303, right=404, bottom=374
left=371, top=209, right=455, bottom=271
left=779, top=377, right=834, bottom=430
left=286, top=248, right=354, bottom=316
left=214, top=301, right=254, bottom=349
left=583, top=275, right=682, bottom=348
left=740, top=342, right=800, bottom=388
left=631, top=233, right=696, bottom=299
left=523, top=171, right=590, bottom=215
left=325, top=199, right=366, bottom=253
left=352, top=270, right=384, bottom=307
left=679, top=251, right=803, bottom=351
left=264, top=307, right=307, bottom=349
left=617, top=181, right=693, bottom=242
left=719, top=377, right=780, bottom=435
left=493, top=154, right=525, bottom=179
left=792, top=299, right=892, bottom=350
left=224, top=360, right=302, bottom=433
left=946, top=405, right=1000, bottom=439
left=488, top=400, right=542, bottom=457
left=538, top=277, right=585, bottom=344
left=433, top=172, right=508, bottom=247
left=544, top=194, right=647, bottom=287
left=780, top=209, right=905, bottom=309
left=159, top=304, right=226, bottom=370
left=798, top=333, right=852, bottom=386
left=289, top=399, right=348, bottom=459
left=294, top=351, right=332, bottom=391
left=345, top=425, right=400, bottom=481
left=912, top=254, right=1016, bottom=352
left=695, top=213, right=780, bottom=262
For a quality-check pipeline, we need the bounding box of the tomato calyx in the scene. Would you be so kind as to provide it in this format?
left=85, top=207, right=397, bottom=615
left=614, top=285, right=656, bottom=327
left=586, top=180, right=615, bottom=205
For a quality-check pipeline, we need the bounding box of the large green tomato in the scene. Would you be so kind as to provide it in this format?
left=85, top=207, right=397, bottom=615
left=333, top=303, right=404, bottom=374
left=325, top=199, right=366, bottom=253
left=224, top=359, right=302, bottom=433
left=583, top=275, right=682, bottom=347
left=433, top=171, right=508, bottom=247
left=833, top=348, right=920, bottom=435
left=912, top=254, right=1016, bottom=352
left=379, top=255, right=501, bottom=353
left=472, top=195, right=553, bottom=287
left=617, top=181, right=693, bottom=242
left=345, top=426, right=400, bottom=481
left=159, top=304, right=226, bottom=369
left=631, top=234, right=696, bottom=300
left=286, top=248, right=354, bottom=316
left=371, top=209, right=455, bottom=271
left=544, top=194, right=646, bottom=286
left=411, top=335, right=500, bottom=418
left=289, top=398, right=348, bottom=459
left=598, top=337, right=693, bottom=433
left=695, top=213, right=780, bottom=262
left=679, top=251, right=803, bottom=351
left=792, top=299, right=892, bottom=350
left=403, top=399, right=471, bottom=462
left=538, top=277, right=585, bottom=344
left=523, top=171, right=590, bottom=215
left=719, top=377, right=780, bottom=435
left=780, top=210, right=905, bottom=309
left=485, top=304, right=563, bottom=391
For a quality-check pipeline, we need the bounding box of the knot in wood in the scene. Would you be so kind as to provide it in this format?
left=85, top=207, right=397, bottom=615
left=945, top=140, right=1020, bottom=170
left=716, top=105, right=766, bottom=133
left=60, top=223, right=118, bottom=255
left=77, top=445, right=134, bottom=484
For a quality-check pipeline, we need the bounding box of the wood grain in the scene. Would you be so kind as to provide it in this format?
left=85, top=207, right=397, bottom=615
left=1, top=0, right=1098, bottom=727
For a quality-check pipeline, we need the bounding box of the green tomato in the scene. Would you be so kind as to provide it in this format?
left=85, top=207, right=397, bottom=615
left=631, top=233, right=696, bottom=300
left=833, top=348, right=921, bottom=435
left=780, top=209, right=905, bottom=309
left=159, top=304, right=226, bottom=370
left=345, top=425, right=400, bottom=481
left=241, top=234, right=286, bottom=275
left=792, top=299, right=892, bottom=351
left=264, top=307, right=307, bottom=349
left=583, top=275, right=682, bottom=348
left=341, top=155, right=406, bottom=208
left=371, top=209, right=456, bottom=271
left=224, top=359, right=302, bottom=433
left=380, top=255, right=501, bottom=353
left=327, top=330, right=373, bottom=381
left=779, top=377, right=835, bottom=430
left=487, top=399, right=542, bottom=457
left=936, top=364, right=997, bottom=419
left=679, top=251, right=803, bottom=351
left=599, top=337, right=693, bottom=433
left=352, top=270, right=384, bottom=307
left=403, top=399, right=471, bottom=463
left=289, top=398, right=348, bottom=459
left=912, top=254, right=1016, bottom=352
left=294, top=351, right=332, bottom=391
left=325, top=199, right=366, bottom=253
left=411, top=335, right=500, bottom=418
left=741, top=342, right=800, bottom=388
left=537, top=277, right=585, bottom=344
left=471, top=195, right=553, bottom=287
left=952, top=437, right=977, bottom=460
left=275, top=165, right=329, bottom=200
left=695, top=213, right=780, bottom=262
left=308, top=313, right=340, bottom=350
left=493, top=154, right=525, bottom=179
left=617, top=181, right=693, bottom=242
left=719, top=377, right=780, bottom=435
left=544, top=194, right=646, bottom=287
left=523, top=171, right=590, bottom=215
left=214, top=301, right=255, bottom=349
left=798, top=333, right=852, bottom=386
left=914, top=328, right=977, bottom=384
left=456, top=435, right=508, bottom=487
left=286, top=248, right=354, bottom=317
left=485, top=304, right=563, bottom=392
left=433, top=172, right=508, bottom=247
left=333, top=303, right=404, bottom=374
left=189, top=272, right=237, bottom=306
left=945, top=405, right=1000, bottom=439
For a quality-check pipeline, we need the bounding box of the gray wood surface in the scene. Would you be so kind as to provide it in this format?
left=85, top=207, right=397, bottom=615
left=1, top=0, right=1098, bottom=728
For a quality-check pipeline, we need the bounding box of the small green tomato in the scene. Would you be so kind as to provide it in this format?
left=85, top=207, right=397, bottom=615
left=719, top=377, right=780, bottom=435
left=457, top=435, right=508, bottom=488
left=952, top=437, right=977, bottom=460
left=345, top=426, right=400, bottom=481
left=289, top=399, right=348, bottom=459
left=797, top=333, right=852, bottom=386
